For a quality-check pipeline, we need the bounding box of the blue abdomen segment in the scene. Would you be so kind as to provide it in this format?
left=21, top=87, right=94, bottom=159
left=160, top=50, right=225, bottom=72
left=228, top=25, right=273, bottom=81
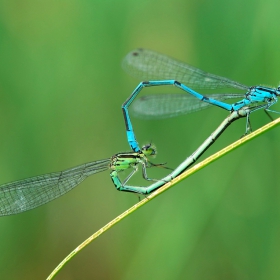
left=122, top=80, right=234, bottom=152
left=232, top=99, right=251, bottom=111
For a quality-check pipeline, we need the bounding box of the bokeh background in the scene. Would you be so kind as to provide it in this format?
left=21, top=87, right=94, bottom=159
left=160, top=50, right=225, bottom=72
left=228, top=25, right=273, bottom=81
left=0, top=1, right=280, bottom=279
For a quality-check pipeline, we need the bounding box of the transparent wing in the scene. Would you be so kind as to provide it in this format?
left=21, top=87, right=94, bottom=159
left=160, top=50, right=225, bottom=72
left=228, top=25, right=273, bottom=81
left=123, top=49, right=248, bottom=91
left=131, top=93, right=244, bottom=119
left=0, top=158, right=110, bottom=216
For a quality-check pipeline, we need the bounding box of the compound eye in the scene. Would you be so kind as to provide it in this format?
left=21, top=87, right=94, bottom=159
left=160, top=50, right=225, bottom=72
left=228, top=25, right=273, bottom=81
left=141, top=143, right=157, bottom=156
left=142, top=143, right=151, bottom=150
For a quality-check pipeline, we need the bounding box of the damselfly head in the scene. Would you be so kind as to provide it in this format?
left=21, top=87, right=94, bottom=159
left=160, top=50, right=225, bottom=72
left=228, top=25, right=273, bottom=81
left=276, top=86, right=280, bottom=96
left=141, top=143, right=157, bottom=157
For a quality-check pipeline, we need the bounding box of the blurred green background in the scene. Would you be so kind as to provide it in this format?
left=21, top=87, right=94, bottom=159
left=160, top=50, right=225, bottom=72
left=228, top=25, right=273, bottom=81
left=0, top=0, right=280, bottom=279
